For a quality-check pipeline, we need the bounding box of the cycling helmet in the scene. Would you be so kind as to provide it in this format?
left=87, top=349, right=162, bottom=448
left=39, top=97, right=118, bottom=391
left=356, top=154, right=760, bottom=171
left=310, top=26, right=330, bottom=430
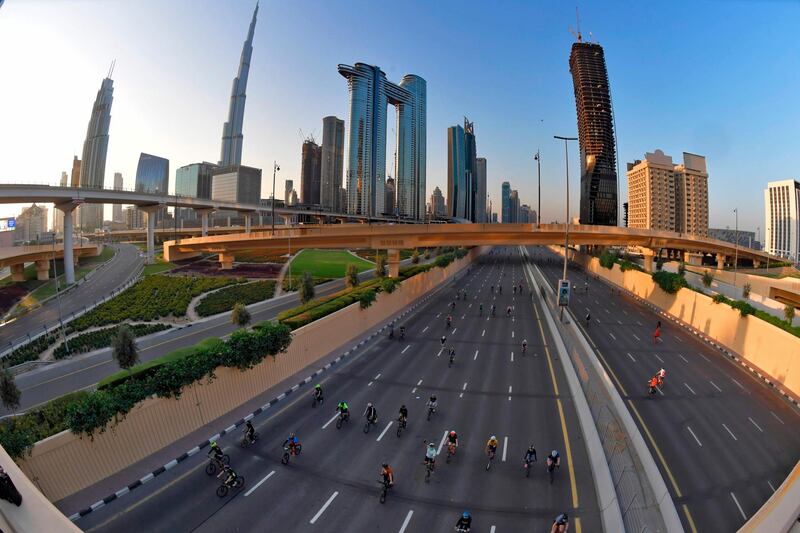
left=450, top=430, right=457, bottom=437
left=289, top=432, right=296, bottom=438
left=428, top=442, right=436, bottom=447
left=382, top=462, right=389, bottom=468
left=210, top=441, right=219, bottom=448
left=400, top=404, right=406, bottom=410
left=555, top=513, right=568, bottom=524
left=490, top=435, right=497, bottom=440
left=367, top=402, right=373, bottom=408
left=551, top=450, right=559, bottom=457
left=315, top=384, right=321, bottom=390
left=463, top=511, right=471, bottom=519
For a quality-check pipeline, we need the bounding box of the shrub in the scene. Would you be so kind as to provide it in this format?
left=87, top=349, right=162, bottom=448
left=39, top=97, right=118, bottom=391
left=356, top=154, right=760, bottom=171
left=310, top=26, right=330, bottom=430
left=0, top=370, right=20, bottom=413
left=454, top=248, right=468, bottom=259
left=282, top=275, right=330, bottom=292
left=702, top=270, right=714, bottom=288
left=52, top=323, right=170, bottom=360
left=434, top=252, right=457, bottom=268
left=231, top=303, right=251, bottom=328
left=111, top=325, right=139, bottom=370
left=3, top=333, right=61, bottom=368
left=713, top=293, right=727, bottom=304
left=359, top=290, right=376, bottom=309
left=651, top=271, right=687, bottom=294
left=196, top=281, right=276, bottom=317
left=424, top=250, right=431, bottom=259
left=599, top=251, right=615, bottom=269
left=785, top=305, right=795, bottom=326
left=742, top=282, right=751, bottom=299
left=619, top=260, right=643, bottom=272
left=730, top=300, right=756, bottom=317
left=346, top=263, right=359, bottom=288
left=299, top=272, right=315, bottom=304
left=411, top=250, right=420, bottom=264
left=381, top=278, right=399, bottom=294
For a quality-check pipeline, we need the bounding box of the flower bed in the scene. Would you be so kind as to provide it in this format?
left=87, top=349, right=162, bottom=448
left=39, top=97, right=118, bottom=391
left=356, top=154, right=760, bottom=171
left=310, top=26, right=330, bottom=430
left=171, top=260, right=283, bottom=278
left=195, top=281, right=276, bottom=317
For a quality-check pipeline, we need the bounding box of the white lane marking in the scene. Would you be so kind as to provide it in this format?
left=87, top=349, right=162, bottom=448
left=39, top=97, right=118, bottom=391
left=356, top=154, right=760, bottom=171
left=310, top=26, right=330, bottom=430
left=461, top=314, right=465, bottom=319
left=452, top=328, right=458, bottom=334
left=617, top=320, right=623, bottom=325
left=512, top=331, right=515, bottom=338
left=510, top=351, right=514, bottom=362
left=709, top=380, right=722, bottom=392
left=490, top=527, right=496, bottom=533
left=604, top=309, right=610, bottom=314
left=376, top=421, right=393, bottom=441
left=636, top=321, right=643, bottom=326
left=502, top=436, right=508, bottom=461
left=309, top=491, right=339, bottom=524
left=437, top=348, right=443, bottom=357
left=609, top=332, right=616, bottom=341
left=321, top=413, right=339, bottom=429
left=411, top=378, right=423, bottom=394
left=474, top=350, right=479, bottom=360
left=633, top=333, right=641, bottom=341
left=482, top=329, right=486, bottom=336
left=245, top=470, right=276, bottom=496
left=436, top=430, right=448, bottom=455
left=436, top=313, right=441, bottom=318
left=459, top=382, right=467, bottom=398
left=697, top=352, right=711, bottom=363
left=422, top=326, right=429, bottom=333
left=468, top=303, right=472, bottom=308
left=687, top=426, right=703, bottom=447
left=684, top=382, right=696, bottom=395
left=401, top=344, right=411, bottom=354
left=595, top=299, right=599, bottom=305
left=768, top=481, right=777, bottom=493
left=770, top=411, right=785, bottom=425
left=368, top=381, right=373, bottom=386
left=508, top=385, right=512, bottom=401
left=656, top=385, right=664, bottom=396
left=399, top=510, right=414, bottom=533
left=622, top=310, right=628, bottom=315
left=722, top=423, right=738, bottom=441
left=730, top=377, right=745, bottom=391
left=374, top=373, right=381, bottom=380
left=626, top=352, right=636, bottom=363
left=748, top=417, right=764, bottom=433
left=654, top=353, right=665, bottom=363
left=675, top=336, right=683, bottom=343
left=678, top=353, right=689, bottom=363
left=731, top=492, right=747, bottom=520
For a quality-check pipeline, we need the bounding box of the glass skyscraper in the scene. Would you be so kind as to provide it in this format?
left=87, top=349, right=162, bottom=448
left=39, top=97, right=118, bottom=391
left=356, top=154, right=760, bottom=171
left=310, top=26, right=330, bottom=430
left=79, top=75, right=114, bottom=231
left=397, top=75, right=426, bottom=220
left=501, top=181, right=511, bottom=223
left=135, top=153, right=169, bottom=194
left=176, top=162, right=216, bottom=199
left=320, top=116, right=345, bottom=212
left=447, top=124, right=466, bottom=219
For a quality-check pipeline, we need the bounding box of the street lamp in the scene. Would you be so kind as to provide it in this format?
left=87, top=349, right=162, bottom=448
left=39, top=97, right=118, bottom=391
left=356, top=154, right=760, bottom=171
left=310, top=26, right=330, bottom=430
left=733, top=208, right=739, bottom=288
left=49, top=232, right=69, bottom=355
left=271, top=161, right=280, bottom=234
left=534, top=150, right=542, bottom=228
left=554, top=136, right=578, bottom=281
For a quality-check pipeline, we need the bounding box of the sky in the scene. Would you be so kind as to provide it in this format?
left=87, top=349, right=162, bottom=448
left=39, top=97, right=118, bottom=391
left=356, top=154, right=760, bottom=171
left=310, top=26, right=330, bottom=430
left=0, top=0, right=798, bottom=236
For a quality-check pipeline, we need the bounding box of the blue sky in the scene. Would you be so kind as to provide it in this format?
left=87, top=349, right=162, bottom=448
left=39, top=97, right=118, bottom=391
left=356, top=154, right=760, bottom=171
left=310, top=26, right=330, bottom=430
left=0, top=0, right=797, bottom=235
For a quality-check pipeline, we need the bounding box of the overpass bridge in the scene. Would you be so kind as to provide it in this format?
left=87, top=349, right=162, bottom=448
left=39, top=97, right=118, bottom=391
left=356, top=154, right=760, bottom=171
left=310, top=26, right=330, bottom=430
left=0, top=244, right=100, bottom=283
left=164, top=223, right=777, bottom=275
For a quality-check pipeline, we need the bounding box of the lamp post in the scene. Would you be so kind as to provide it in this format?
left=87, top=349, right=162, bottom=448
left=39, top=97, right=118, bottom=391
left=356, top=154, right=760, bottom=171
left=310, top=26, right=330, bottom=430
left=733, top=208, right=739, bottom=288
left=554, top=136, right=578, bottom=281
left=271, top=161, right=280, bottom=234
left=49, top=232, right=69, bottom=355
left=534, top=150, right=542, bottom=228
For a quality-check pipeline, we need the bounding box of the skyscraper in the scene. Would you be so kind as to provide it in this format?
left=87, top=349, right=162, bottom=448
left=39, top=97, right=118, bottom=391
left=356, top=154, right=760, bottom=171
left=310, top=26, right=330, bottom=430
left=14, top=204, right=48, bottom=243
left=447, top=124, right=466, bottom=219
left=135, top=153, right=169, bottom=194
left=176, top=163, right=215, bottom=199
left=300, top=138, right=322, bottom=205
left=464, top=119, right=478, bottom=221
left=501, top=182, right=511, bottom=223
left=569, top=39, right=618, bottom=226
left=384, top=177, right=395, bottom=215
left=508, top=190, right=520, bottom=223
left=430, top=186, right=445, bottom=218
left=476, top=157, right=487, bottom=223
left=113, top=172, right=124, bottom=223
left=397, top=75, right=426, bottom=220
left=71, top=156, right=81, bottom=187
left=284, top=179, right=294, bottom=206
left=212, top=165, right=261, bottom=204
left=219, top=3, right=258, bottom=167
left=764, top=179, right=800, bottom=261
left=338, top=63, right=425, bottom=218
left=79, top=74, right=114, bottom=231
left=321, top=116, right=345, bottom=212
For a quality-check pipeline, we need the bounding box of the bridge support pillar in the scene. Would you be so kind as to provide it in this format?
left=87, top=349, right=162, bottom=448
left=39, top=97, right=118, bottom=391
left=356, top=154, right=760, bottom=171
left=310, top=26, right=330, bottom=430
left=716, top=252, right=726, bottom=270
left=56, top=202, right=77, bottom=284
left=683, top=251, right=703, bottom=266
left=244, top=213, right=252, bottom=234
left=196, top=208, right=214, bottom=237
left=140, top=206, right=161, bottom=265
left=642, top=248, right=656, bottom=272
left=10, top=263, right=25, bottom=282
left=219, top=252, right=234, bottom=270
left=387, top=249, right=400, bottom=278
left=752, top=259, right=761, bottom=269
left=35, top=259, right=50, bottom=281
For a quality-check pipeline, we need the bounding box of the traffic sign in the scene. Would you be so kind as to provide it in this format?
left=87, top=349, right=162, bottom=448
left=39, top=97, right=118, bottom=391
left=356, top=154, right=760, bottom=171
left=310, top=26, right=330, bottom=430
left=558, top=279, right=570, bottom=306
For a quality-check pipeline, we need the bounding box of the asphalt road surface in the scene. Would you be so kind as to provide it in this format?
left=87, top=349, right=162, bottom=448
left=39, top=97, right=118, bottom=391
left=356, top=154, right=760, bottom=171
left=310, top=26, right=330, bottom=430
left=529, top=245, right=800, bottom=533
left=75, top=248, right=601, bottom=533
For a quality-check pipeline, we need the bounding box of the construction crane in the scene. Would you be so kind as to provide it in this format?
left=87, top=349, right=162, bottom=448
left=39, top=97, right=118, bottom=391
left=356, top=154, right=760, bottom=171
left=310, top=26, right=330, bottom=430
left=569, top=6, right=582, bottom=42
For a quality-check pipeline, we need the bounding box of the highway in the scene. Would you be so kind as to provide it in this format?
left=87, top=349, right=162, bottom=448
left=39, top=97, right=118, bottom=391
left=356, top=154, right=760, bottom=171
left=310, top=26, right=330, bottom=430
left=74, top=248, right=601, bottom=533
left=529, top=246, right=800, bottom=532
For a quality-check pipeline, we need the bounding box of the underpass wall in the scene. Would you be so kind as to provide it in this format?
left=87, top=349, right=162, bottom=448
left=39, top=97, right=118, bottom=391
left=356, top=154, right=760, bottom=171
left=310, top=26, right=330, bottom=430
left=16, top=247, right=486, bottom=502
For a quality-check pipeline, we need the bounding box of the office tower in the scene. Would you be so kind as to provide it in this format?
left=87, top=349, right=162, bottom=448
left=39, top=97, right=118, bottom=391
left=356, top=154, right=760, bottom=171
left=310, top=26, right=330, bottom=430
left=430, top=186, right=445, bottom=218
left=300, top=138, right=322, bottom=205
left=569, top=38, right=617, bottom=225
left=176, top=162, right=216, bottom=221
left=708, top=228, right=759, bottom=250
left=397, top=75, right=426, bottom=220
left=112, top=172, right=124, bottom=223
left=14, top=204, right=48, bottom=243
left=338, top=63, right=425, bottom=218
left=79, top=73, right=114, bottom=232
left=764, top=179, right=800, bottom=261
left=125, top=206, right=145, bottom=230
left=501, top=182, right=511, bottom=223
left=212, top=165, right=262, bottom=203
left=476, top=157, right=487, bottom=223
left=321, top=116, right=345, bottom=212
left=220, top=3, right=258, bottom=167
left=60, top=172, right=68, bottom=186
left=71, top=156, right=81, bottom=187
left=384, top=177, right=395, bottom=215
left=464, top=119, right=478, bottom=221
left=508, top=190, right=520, bottom=223
left=135, top=153, right=169, bottom=194
left=447, top=124, right=466, bottom=218
left=626, top=150, right=708, bottom=236
left=520, top=205, right=533, bottom=224
left=291, top=189, right=299, bottom=206
left=492, top=212, right=498, bottom=223
left=284, top=179, right=294, bottom=206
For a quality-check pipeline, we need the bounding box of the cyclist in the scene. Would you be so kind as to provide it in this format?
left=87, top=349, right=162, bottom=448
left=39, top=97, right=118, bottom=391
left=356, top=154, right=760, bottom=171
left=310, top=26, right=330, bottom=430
left=524, top=444, right=538, bottom=467
left=479, top=303, right=483, bottom=315
left=398, top=404, right=408, bottom=425
left=399, top=325, right=406, bottom=340
left=519, top=282, right=523, bottom=293
left=546, top=450, right=561, bottom=471
left=513, top=285, right=517, bottom=294
left=522, top=339, right=528, bottom=354
left=389, top=322, right=395, bottom=338
left=490, top=285, right=494, bottom=294
left=424, top=441, right=437, bottom=470
left=244, top=420, right=256, bottom=444
left=447, top=430, right=459, bottom=455
left=455, top=511, right=472, bottom=531
left=491, top=304, right=496, bottom=317
left=441, top=335, right=447, bottom=347
left=217, top=464, right=238, bottom=487
left=657, top=367, right=666, bottom=386
left=585, top=312, right=591, bottom=327
left=551, top=513, right=569, bottom=533
left=208, top=440, right=224, bottom=462
left=506, top=305, right=512, bottom=317
left=648, top=375, right=659, bottom=395
left=450, top=300, right=456, bottom=311
left=336, top=400, right=350, bottom=421
left=380, top=462, right=395, bottom=487
left=282, top=432, right=301, bottom=455
left=446, top=314, right=452, bottom=328
left=426, top=395, right=438, bottom=416
left=486, top=435, right=499, bottom=458
left=313, top=384, right=323, bottom=404
left=364, top=403, right=378, bottom=425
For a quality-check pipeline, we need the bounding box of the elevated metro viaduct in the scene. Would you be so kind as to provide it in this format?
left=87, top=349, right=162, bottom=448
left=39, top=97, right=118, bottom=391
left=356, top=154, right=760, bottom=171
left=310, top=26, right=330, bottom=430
left=164, top=223, right=777, bottom=277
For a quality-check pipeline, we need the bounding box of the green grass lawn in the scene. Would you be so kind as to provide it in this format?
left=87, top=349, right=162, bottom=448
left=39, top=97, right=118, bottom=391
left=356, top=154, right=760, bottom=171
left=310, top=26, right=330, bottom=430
left=289, top=249, right=373, bottom=279
left=143, top=261, right=176, bottom=276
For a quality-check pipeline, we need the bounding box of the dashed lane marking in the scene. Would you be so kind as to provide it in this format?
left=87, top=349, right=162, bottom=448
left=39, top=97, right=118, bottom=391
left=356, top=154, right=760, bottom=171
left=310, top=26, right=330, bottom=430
left=376, top=421, right=393, bottom=441
left=684, top=383, right=696, bottom=395
left=309, top=491, right=339, bottom=524
left=452, top=328, right=458, bottom=334
left=730, top=492, right=747, bottom=520
left=502, top=436, right=508, bottom=461
left=730, top=377, right=746, bottom=391
left=411, top=379, right=422, bottom=394
left=686, top=426, right=703, bottom=447
left=722, top=423, right=738, bottom=441
left=748, top=417, right=763, bottom=433
left=321, top=413, right=339, bottom=430
left=508, top=385, right=512, bottom=401
left=422, top=326, right=429, bottom=333
left=678, top=353, right=689, bottom=363
left=398, top=510, right=414, bottom=533
left=510, top=351, right=514, bottom=362
left=245, top=470, right=276, bottom=497
left=608, top=332, right=616, bottom=341
left=633, top=333, right=641, bottom=341
left=512, top=331, right=515, bottom=338
left=654, top=353, right=665, bottom=363
left=459, top=382, right=467, bottom=398
left=401, top=345, right=411, bottom=354
left=709, top=381, right=722, bottom=392
left=626, top=352, right=636, bottom=363
left=474, top=350, right=479, bottom=360
left=770, top=411, right=785, bottom=425
left=436, top=430, right=448, bottom=455
left=768, top=481, right=777, bottom=493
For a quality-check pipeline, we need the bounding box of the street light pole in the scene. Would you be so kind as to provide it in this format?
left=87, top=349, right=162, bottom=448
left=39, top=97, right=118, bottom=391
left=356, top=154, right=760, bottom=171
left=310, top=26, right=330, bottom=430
left=534, top=150, right=541, bottom=228
left=554, top=136, right=578, bottom=281
left=49, top=232, right=69, bottom=355
left=734, top=208, right=739, bottom=288
left=271, top=161, right=280, bottom=234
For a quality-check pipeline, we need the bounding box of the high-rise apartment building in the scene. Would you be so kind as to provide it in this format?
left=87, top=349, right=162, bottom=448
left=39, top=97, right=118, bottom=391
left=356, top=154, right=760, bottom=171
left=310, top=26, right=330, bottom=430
left=14, top=204, right=48, bottom=243
left=125, top=206, right=145, bottom=230
left=220, top=3, right=258, bottom=167
left=385, top=177, right=395, bottom=215
left=320, top=116, right=345, bottom=212
left=764, top=179, right=800, bottom=261
left=300, top=139, right=322, bottom=205
left=626, top=150, right=708, bottom=236
left=211, top=165, right=261, bottom=204
left=112, top=172, right=124, bottom=223
left=501, top=182, right=511, bottom=223
left=79, top=75, right=114, bottom=231
left=284, top=179, right=294, bottom=206
left=397, top=75, right=426, bottom=220
left=430, top=186, right=445, bottom=218
left=508, top=190, right=520, bottom=223
left=569, top=39, right=617, bottom=226
left=447, top=124, right=466, bottom=219
left=464, top=119, right=478, bottom=221
left=338, top=63, right=425, bottom=218
left=476, top=157, right=487, bottom=223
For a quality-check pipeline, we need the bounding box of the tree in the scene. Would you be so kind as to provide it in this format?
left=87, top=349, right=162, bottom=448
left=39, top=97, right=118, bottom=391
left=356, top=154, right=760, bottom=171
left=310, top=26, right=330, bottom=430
left=742, top=282, right=752, bottom=299
left=112, top=325, right=139, bottom=371
left=701, top=270, right=714, bottom=288
left=424, top=249, right=431, bottom=260
left=411, top=250, right=420, bottom=264
left=375, top=254, right=387, bottom=277
left=299, top=271, right=315, bottom=304
left=0, top=369, right=20, bottom=413
left=677, top=262, right=686, bottom=277
left=785, top=304, right=795, bottom=326
left=346, top=263, right=359, bottom=288
left=231, top=302, right=251, bottom=328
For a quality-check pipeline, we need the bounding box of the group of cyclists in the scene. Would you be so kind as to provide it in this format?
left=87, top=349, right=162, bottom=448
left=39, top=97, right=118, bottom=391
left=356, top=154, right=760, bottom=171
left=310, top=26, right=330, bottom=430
left=648, top=368, right=667, bottom=396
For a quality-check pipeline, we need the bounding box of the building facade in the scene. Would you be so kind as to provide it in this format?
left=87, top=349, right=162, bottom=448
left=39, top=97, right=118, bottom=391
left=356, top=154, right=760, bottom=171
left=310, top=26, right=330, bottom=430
left=569, top=40, right=617, bottom=226
left=464, top=119, right=478, bottom=221
left=397, top=75, right=426, bottom=220
left=79, top=75, right=114, bottom=232
left=14, top=204, right=48, bottom=243
left=220, top=3, right=258, bottom=167
left=211, top=165, right=262, bottom=204
left=385, top=177, right=395, bottom=215
left=501, top=182, right=511, bottom=223
left=300, top=139, right=322, bottom=205
left=764, top=179, right=800, bottom=261
left=284, top=179, right=294, bottom=206
left=112, top=172, right=124, bottom=223
left=430, top=186, right=445, bottom=218
left=176, top=162, right=215, bottom=199
left=135, top=153, right=169, bottom=194
left=508, top=190, right=520, bottom=223
left=125, top=206, right=145, bottom=230
left=674, top=153, right=709, bottom=237
left=476, top=157, right=487, bottom=223
left=320, top=116, right=345, bottom=212
left=708, top=228, right=759, bottom=250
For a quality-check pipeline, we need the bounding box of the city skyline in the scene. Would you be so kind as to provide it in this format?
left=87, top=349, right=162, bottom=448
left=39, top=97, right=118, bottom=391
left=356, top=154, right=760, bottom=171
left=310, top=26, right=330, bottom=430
left=0, top=1, right=797, bottom=232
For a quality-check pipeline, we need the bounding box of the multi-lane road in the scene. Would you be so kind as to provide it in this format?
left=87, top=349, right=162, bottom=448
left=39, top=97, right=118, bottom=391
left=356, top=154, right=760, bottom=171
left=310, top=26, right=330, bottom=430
left=530, top=246, right=800, bottom=533
left=75, top=248, right=601, bottom=533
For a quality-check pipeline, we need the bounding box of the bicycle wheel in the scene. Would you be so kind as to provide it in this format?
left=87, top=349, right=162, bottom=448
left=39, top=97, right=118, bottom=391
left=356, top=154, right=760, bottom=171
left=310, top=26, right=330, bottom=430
left=380, top=485, right=387, bottom=504
left=363, top=421, right=370, bottom=434
left=281, top=452, right=290, bottom=465
left=235, top=476, right=245, bottom=489
left=549, top=467, right=554, bottom=484
left=336, top=417, right=343, bottom=429
left=525, top=463, right=531, bottom=478
left=427, top=409, right=432, bottom=421
left=216, top=485, right=229, bottom=498
left=205, top=462, right=217, bottom=476
left=396, top=425, right=402, bottom=437
left=221, top=454, right=230, bottom=465
left=425, top=466, right=431, bottom=483
left=240, top=436, right=248, bottom=448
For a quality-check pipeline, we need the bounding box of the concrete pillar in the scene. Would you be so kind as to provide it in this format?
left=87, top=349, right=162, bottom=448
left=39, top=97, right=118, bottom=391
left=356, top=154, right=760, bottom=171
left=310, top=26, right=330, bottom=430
left=57, top=203, right=76, bottom=285
left=642, top=248, right=656, bottom=273
left=10, top=263, right=25, bottom=282
left=219, top=252, right=234, bottom=270
left=683, top=251, right=703, bottom=266
left=202, top=212, right=209, bottom=236
left=139, top=206, right=160, bottom=265
left=716, top=252, right=726, bottom=270
left=244, top=213, right=252, bottom=234
left=753, top=259, right=761, bottom=269
left=387, top=249, right=401, bottom=278
left=35, top=259, right=50, bottom=281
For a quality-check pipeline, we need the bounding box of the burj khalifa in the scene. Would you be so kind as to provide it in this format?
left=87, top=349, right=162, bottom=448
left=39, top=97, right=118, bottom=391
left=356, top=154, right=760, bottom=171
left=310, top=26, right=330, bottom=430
left=219, top=3, right=258, bottom=167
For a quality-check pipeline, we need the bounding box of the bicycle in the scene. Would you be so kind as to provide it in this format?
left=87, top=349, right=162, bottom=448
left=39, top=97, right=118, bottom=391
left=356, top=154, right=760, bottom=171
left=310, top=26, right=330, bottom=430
left=205, top=454, right=230, bottom=475
left=424, top=458, right=435, bottom=483
left=524, top=458, right=535, bottom=477
left=378, top=478, right=391, bottom=503
left=427, top=405, right=436, bottom=421
left=364, top=416, right=377, bottom=434
left=396, top=416, right=407, bottom=437
left=486, top=448, right=496, bottom=471
left=446, top=442, right=457, bottom=463
left=282, top=443, right=302, bottom=465
left=216, top=475, right=245, bottom=498
left=311, top=393, right=324, bottom=408
left=240, top=430, right=259, bottom=448
left=448, top=349, right=455, bottom=368
left=335, top=411, right=350, bottom=429
left=547, top=461, right=559, bottom=484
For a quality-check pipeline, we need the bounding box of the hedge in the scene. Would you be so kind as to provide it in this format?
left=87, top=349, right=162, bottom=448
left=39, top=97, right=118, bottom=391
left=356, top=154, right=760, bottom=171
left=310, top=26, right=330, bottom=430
left=195, top=281, right=276, bottom=317
left=651, top=271, right=688, bottom=294
left=2, top=333, right=60, bottom=369
left=52, top=323, right=172, bottom=359
left=599, top=251, right=616, bottom=269
left=282, top=276, right=331, bottom=292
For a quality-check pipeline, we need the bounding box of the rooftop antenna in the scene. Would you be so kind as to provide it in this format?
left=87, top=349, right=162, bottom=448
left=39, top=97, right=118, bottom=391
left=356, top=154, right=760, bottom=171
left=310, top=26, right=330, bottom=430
left=108, top=59, right=116, bottom=78
left=569, top=6, right=582, bottom=42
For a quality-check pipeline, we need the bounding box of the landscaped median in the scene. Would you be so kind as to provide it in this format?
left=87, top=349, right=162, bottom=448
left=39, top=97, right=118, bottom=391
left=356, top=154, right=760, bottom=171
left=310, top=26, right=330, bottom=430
left=7, top=246, right=481, bottom=502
